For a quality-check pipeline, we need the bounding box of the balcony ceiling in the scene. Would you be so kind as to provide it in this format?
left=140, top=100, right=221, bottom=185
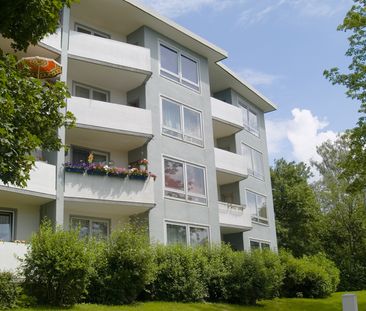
left=0, top=187, right=55, bottom=206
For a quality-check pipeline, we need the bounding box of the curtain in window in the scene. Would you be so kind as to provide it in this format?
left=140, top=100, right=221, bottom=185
left=246, top=191, right=257, bottom=217
left=186, top=165, right=205, bottom=195
left=167, top=224, right=186, bottom=245
left=248, top=110, right=258, bottom=133
left=71, top=218, right=90, bottom=238
left=242, top=145, right=253, bottom=172
left=0, top=213, right=11, bottom=241
left=189, top=227, right=208, bottom=246
left=252, top=150, right=264, bottom=178
left=257, top=195, right=267, bottom=219
left=162, top=99, right=181, bottom=132
left=164, top=159, right=184, bottom=191
left=241, top=106, right=249, bottom=127
left=91, top=221, right=108, bottom=238
left=183, top=108, right=201, bottom=139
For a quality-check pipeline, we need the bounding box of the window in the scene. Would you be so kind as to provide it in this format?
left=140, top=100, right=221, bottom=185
left=240, top=104, right=259, bottom=136
left=164, top=158, right=207, bottom=204
left=75, top=23, right=110, bottom=39
left=73, top=82, right=110, bottom=102
left=71, top=217, right=109, bottom=239
left=0, top=211, right=14, bottom=242
left=250, top=239, right=270, bottom=250
left=159, top=43, right=200, bottom=91
left=72, top=146, right=108, bottom=164
left=246, top=190, right=268, bottom=224
left=162, top=97, right=203, bottom=146
left=166, top=222, right=209, bottom=246
left=242, top=144, right=264, bottom=180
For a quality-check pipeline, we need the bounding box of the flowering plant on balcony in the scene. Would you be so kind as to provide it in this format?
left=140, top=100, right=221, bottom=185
left=64, top=162, right=89, bottom=173
left=86, top=163, right=108, bottom=176
left=107, top=166, right=128, bottom=178
left=129, top=158, right=149, bottom=170
left=128, top=167, right=149, bottom=180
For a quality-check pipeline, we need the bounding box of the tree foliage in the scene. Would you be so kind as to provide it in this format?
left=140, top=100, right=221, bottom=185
left=0, top=53, right=75, bottom=187
left=312, top=137, right=366, bottom=290
left=271, top=158, right=323, bottom=257
left=0, top=0, right=74, bottom=51
left=324, top=0, right=366, bottom=192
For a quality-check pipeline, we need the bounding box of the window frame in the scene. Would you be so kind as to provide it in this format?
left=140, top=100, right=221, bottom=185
left=70, top=215, right=110, bottom=239
left=72, top=81, right=110, bottom=103
left=165, top=221, right=210, bottom=246
left=246, top=189, right=269, bottom=225
left=163, top=156, right=207, bottom=206
left=249, top=238, right=271, bottom=250
left=160, top=96, right=204, bottom=147
left=158, top=41, right=200, bottom=92
left=239, top=100, right=260, bottom=137
left=0, top=209, right=15, bottom=242
left=70, top=145, right=110, bottom=164
left=75, top=23, right=111, bottom=39
left=242, top=143, right=265, bottom=180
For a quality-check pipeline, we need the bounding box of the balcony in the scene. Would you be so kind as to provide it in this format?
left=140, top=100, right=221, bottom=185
left=214, top=148, right=247, bottom=185
left=219, top=202, right=252, bottom=233
left=0, top=161, right=56, bottom=204
left=0, top=242, right=28, bottom=272
left=211, top=97, right=244, bottom=139
left=67, top=97, right=153, bottom=151
left=68, top=31, right=151, bottom=92
left=64, top=173, right=155, bottom=215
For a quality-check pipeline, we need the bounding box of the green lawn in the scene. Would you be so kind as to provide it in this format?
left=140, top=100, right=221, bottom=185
left=14, top=291, right=365, bottom=311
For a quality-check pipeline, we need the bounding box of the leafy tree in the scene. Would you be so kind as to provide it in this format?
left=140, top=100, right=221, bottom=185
left=312, top=137, right=366, bottom=290
left=0, top=0, right=74, bottom=51
left=271, top=158, right=323, bottom=257
left=324, top=0, right=366, bottom=192
left=0, top=0, right=76, bottom=186
left=0, top=53, right=74, bottom=187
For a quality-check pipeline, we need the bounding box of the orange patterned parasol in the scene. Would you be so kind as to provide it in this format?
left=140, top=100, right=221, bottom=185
left=17, top=56, right=62, bottom=79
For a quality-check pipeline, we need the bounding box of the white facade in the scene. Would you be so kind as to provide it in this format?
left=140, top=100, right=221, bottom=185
left=0, top=0, right=277, bottom=271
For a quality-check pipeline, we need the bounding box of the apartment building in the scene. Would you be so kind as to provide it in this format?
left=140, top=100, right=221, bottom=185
left=0, top=0, right=277, bottom=271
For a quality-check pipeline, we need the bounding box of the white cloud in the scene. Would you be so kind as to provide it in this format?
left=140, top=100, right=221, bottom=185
left=140, top=0, right=236, bottom=18
left=239, top=68, right=282, bottom=86
left=267, top=108, right=338, bottom=165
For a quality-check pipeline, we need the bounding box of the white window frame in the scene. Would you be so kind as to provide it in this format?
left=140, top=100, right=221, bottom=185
left=70, top=215, right=110, bottom=238
left=239, top=100, right=260, bottom=137
left=161, top=96, right=204, bottom=147
left=71, top=145, right=110, bottom=164
left=73, top=81, right=110, bottom=102
left=249, top=238, right=271, bottom=250
left=163, top=156, right=207, bottom=206
left=0, top=209, right=15, bottom=242
left=158, top=41, right=200, bottom=92
left=242, top=143, right=265, bottom=180
left=246, top=189, right=269, bottom=225
left=165, top=221, right=210, bottom=246
left=75, top=23, right=111, bottom=39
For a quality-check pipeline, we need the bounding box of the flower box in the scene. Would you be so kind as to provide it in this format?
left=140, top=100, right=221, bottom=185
left=87, top=170, right=107, bottom=176
left=129, top=175, right=148, bottom=181
left=65, top=167, right=85, bottom=174
left=107, top=172, right=127, bottom=178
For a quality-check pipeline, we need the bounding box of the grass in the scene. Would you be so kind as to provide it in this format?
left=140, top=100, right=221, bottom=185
left=14, top=291, right=365, bottom=311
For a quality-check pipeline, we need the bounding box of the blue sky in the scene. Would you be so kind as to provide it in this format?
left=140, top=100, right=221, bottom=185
left=141, top=0, right=359, bottom=165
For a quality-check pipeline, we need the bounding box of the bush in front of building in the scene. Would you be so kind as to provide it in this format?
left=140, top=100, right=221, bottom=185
left=280, top=251, right=340, bottom=298
left=87, top=225, right=155, bottom=305
left=0, top=272, right=20, bottom=309
left=148, top=244, right=208, bottom=302
left=22, top=221, right=94, bottom=307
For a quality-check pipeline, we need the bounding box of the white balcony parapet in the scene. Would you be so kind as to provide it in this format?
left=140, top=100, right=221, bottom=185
left=0, top=161, right=56, bottom=196
left=39, top=28, right=61, bottom=52
left=214, top=148, right=247, bottom=185
left=219, top=201, right=252, bottom=230
left=65, top=173, right=155, bottom=207
left=68, top=31, right=151, bottom=73
left=211, top=97, right=244, bottom=138
left=0, top=242, right=28, bottom=273
left=68, top=97, right=153, bottom=137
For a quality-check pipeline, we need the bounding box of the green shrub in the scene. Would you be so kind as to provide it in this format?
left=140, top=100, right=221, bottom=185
left=0, top=272, right=19, bottom=309
left=149, top=244, right=208, bottom=302
left=87, top=226, right=155, bottom=305
left=280, top=251, right=340, bottom=298
left=22, top=221, right=93, bottom=307
left=225, top=250, right=284, bottom=305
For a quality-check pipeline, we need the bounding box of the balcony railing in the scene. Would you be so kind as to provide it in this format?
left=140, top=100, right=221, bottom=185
left=211, top=97, right=244, bottom=139
left=218, top=201, right=252, bottom=231
left=214, top=148, right=247, bottom=185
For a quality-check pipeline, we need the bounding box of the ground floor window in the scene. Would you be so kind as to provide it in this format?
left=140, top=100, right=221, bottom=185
left=250, top=239, right=270, bottom=251
left=166, top=222, right=209, bottom=247
left=0, top=211, right=14, bottom=242
left=70, top=216, right=109, bottom=239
